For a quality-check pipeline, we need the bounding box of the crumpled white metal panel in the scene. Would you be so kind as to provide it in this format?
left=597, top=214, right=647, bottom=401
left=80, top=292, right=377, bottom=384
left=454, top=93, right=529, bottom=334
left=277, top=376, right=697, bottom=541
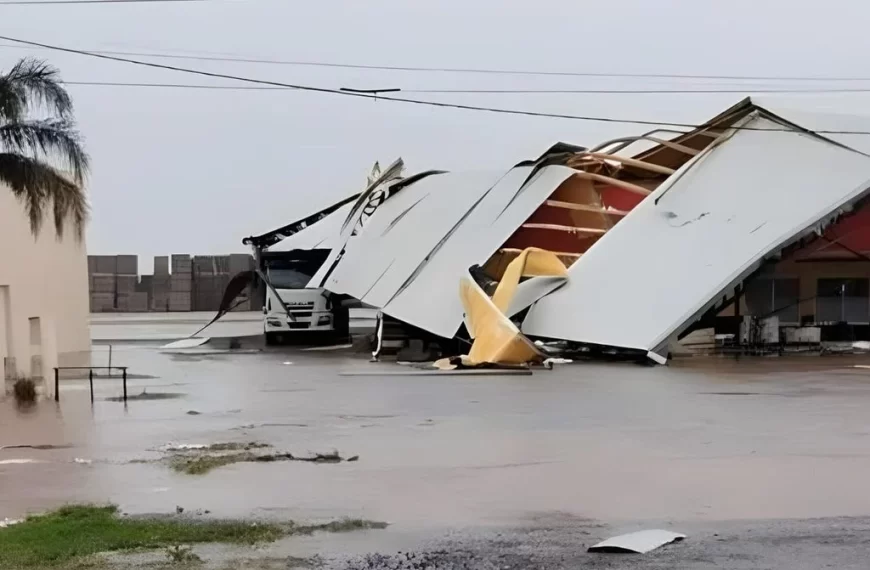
left=270, top=202, right=354, bottom=252
left=382, top=165, right=575, bottom=337
left=588, top=529, right=686, bottom=553
left=322, top=165, right=576, bottom=338
left=323, top=170, right=504, bottom=305
left=522, top=113, right=870, bottom=354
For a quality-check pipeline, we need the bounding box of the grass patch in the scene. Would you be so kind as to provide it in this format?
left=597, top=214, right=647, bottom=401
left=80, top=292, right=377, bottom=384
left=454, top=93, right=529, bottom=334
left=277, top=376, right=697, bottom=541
left=0, top=504, right=283, bottom=568
left=169, top=452, right=258, bottom=475
left=168, top=448, right=352, bottom=475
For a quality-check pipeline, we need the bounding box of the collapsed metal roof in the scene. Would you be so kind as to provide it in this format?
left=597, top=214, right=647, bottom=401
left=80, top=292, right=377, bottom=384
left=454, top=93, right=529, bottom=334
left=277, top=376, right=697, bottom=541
left=321, top=166, right=580, bottom=337
left=522, top=103, right=870, bottom=359
left=311, top=137, right=672, bottom=338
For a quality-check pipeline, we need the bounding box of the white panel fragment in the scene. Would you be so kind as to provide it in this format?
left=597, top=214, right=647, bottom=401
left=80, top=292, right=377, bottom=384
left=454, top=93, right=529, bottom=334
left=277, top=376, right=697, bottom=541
left=588, top=530, right=686, bottom=554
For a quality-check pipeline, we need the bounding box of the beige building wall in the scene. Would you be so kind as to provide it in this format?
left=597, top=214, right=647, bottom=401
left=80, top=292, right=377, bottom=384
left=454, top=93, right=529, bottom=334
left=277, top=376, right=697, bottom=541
left=0, top=184, right=90, bottom=386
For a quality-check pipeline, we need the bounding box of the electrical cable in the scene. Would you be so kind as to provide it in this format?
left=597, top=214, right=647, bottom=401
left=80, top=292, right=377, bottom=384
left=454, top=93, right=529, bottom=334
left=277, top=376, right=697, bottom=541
left=5, top=34, right=870, bottom=134
left=2, top=41, right=870, bottom=83
left=59, top=80, right=870, bottom=95
left=0, top=0, right=217, bottom=5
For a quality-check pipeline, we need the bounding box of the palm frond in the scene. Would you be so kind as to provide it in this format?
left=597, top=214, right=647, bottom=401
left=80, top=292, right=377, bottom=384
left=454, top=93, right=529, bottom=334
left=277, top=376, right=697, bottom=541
left=0, top=153, right=88, bottom=239
left=0, top=119, right=90, bottom=184
left=0, top=58, right=72, bottom=121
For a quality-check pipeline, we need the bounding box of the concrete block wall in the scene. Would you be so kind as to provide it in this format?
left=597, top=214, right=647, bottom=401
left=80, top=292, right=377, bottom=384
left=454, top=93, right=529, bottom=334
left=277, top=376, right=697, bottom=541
left=116, top=255, right=138, bottom=276
left=154, top=256, right=169, bottom=275
left=151, top=274, right=170, bottom=311
left=168, top=292, right=191, bottom=312
left=88, top=253, right=258, bottom=313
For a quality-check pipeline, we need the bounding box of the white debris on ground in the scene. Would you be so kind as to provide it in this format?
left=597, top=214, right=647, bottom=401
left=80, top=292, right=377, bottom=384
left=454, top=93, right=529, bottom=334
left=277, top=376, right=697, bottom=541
left=0, top=518, right=22, bottom=528
left=588, top=529, right=686, bottom=554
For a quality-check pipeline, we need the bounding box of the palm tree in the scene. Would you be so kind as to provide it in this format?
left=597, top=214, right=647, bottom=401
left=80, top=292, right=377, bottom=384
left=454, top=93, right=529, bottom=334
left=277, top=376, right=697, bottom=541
left=0, top=58, right=89, bottom=239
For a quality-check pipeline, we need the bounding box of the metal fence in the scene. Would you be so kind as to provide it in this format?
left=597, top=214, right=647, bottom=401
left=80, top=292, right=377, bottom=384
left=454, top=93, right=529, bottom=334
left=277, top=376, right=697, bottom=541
left=53, top=366, right=129, bottom=404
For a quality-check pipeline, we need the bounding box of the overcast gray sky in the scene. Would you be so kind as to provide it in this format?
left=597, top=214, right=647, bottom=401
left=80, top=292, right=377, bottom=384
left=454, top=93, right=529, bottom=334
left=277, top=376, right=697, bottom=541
left=2, top=0, right=869, bottom=272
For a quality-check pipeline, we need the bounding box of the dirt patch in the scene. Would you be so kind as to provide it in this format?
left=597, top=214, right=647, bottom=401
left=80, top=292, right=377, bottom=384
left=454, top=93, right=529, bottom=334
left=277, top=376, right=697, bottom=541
left=153, top=443, right=357, bottom=475
left=169, top=451, right=356, bottom=475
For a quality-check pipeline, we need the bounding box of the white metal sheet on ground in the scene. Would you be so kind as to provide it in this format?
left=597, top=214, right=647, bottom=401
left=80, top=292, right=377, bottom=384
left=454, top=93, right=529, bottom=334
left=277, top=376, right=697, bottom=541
left=523, top=113, right=870, bottom=354
left=325, top=166, right=576, bottom=338
left=270, top=202, right=353, bottom=252
left=588, top=530, right=686, bottom=554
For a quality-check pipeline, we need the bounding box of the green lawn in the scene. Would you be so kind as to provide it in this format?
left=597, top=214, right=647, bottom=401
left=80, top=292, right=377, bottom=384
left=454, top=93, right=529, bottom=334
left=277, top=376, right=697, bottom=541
left=0, top=505, right=284, bottom=567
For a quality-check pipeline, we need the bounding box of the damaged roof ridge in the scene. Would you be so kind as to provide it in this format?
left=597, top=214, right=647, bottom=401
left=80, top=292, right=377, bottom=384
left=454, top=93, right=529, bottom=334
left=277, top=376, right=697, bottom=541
left=651, top=109, right=848, bottom=208
left=751, top=105, right=870, bottom=159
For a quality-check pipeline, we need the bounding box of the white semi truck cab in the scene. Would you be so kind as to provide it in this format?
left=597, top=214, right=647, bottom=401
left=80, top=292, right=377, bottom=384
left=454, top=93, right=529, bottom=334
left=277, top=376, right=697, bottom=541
left=260, top=249, right=348, bottom=344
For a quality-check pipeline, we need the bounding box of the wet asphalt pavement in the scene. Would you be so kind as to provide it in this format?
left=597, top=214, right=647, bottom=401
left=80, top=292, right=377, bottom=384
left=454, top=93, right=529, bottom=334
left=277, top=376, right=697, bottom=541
left=335, top=515, right=870, bottom=570
left=4, top=341, right=870, bottom=568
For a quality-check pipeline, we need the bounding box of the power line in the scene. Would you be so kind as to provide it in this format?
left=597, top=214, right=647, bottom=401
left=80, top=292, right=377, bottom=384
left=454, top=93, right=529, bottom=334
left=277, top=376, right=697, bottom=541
left=5, top=33, right=870, bottom=135
left=0, top=0, right=210, bottom=5
left=60, top=80, right=870, bottom=95
left=2, top=41, right=870, bottom=83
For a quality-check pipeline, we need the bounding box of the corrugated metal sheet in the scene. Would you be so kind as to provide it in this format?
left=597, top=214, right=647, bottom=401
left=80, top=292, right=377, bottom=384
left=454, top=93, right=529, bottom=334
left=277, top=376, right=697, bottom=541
left=522, top=112, right=870, bottom=356
left=323, top=165, right=576, bottom=338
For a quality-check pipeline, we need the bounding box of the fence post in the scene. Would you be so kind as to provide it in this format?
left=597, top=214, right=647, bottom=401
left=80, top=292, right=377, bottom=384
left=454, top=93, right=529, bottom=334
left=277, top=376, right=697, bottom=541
left=54, top=368, right=59, bottom=402
left=122, top=368, right=128, bottom=404
left=89, top=369, right=94, bottom=404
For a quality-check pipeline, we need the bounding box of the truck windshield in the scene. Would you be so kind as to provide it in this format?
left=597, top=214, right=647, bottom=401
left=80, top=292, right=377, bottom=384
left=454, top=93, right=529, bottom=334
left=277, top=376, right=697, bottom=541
left=268, top=268, right=314, bottom=289
left=263, top=249, right=331, bottom=290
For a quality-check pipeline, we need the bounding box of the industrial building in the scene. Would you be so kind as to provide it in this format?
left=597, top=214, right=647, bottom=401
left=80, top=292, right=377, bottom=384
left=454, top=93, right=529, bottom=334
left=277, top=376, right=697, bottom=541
left=0, top=185, right=90, bottom=383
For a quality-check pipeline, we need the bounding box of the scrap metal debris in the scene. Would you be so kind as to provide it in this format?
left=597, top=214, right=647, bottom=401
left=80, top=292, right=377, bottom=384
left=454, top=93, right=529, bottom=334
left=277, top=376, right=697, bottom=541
left=435, top=248, right=567, bottom=369
left=588, top=529, right=686, bottom=554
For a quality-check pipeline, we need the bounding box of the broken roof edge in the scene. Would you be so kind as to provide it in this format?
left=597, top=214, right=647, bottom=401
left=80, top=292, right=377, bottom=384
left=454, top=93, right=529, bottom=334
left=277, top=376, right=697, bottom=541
left=749, top=104, right=870, bottom=158
left=633, top=97, right=870, bottom=167
left=242, top=192, right=360, bottom=249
